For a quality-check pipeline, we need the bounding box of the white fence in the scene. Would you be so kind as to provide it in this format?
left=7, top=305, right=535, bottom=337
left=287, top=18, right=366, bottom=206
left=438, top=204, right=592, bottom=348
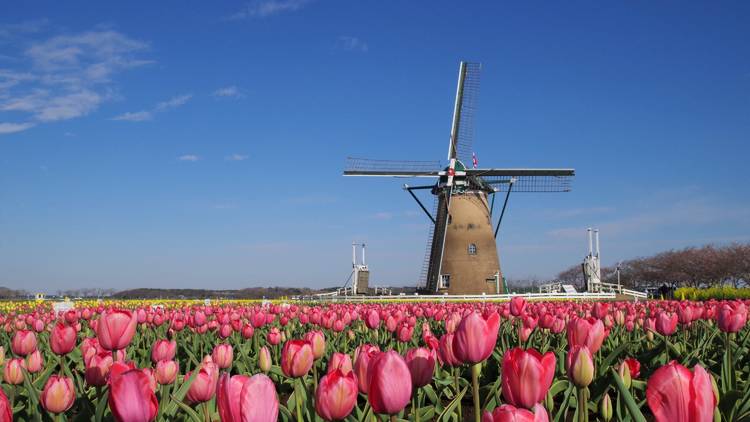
left=295, top=292, right=623, bottom=302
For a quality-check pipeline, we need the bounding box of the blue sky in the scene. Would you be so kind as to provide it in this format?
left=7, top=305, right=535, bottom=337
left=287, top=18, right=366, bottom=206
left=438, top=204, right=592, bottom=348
left=1, top=1, right=749, bottom=292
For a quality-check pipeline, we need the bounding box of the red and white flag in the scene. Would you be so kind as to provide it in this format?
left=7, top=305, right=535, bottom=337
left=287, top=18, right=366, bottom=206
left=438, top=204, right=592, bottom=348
left=472, top=152, right=478, bottom=168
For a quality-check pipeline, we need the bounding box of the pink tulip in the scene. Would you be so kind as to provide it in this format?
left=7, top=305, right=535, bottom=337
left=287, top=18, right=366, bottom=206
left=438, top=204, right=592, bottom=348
left=85, top=352, right=113, bottom=386
left=717, top=302, right=747, bottom=333
left=438, top=332, right=461, bottom=366
left=239, top=374, right=279, bottom=422
left=50, top=323, right=77, bottom=355
left=646, top=362, right=715, bottom=422
left=218, top=373, right=250, bottom=422
left=566, top=345, right=594, bottom=388
left=510, top=297, right=527, bottom=316
left=316, top=369, right=358, bottom=421
left=155, top=359, right=179, bottom=385
left=366, top=350, right=413, bottom=415
left=354, top=344, right=380, bottom=393
left=453, top=312, right=500, bottom=364
left=281, top=339, right=314, bottom=378
left=655, top=311, right=678, bottom=336
left=96, top=309, right=137, bottom=351
left=0, top=387, right=11, bottom=422
left=151, top=339, right=176, bottom=363
left=26, top=349, right=43, bottom=373
left=304, top=330, right=326, bottom=360
left=11, top=329, right=37, bottom=356
left=258, top=346, right=272, bottom=372
left=4, top=358, right=25, bottom=385
left=502, top=347, right=556, bottom=409
left=485, top=404, right=549, bottom=422
left=109, top=369, right=159, bottom=422
left=41, top=375, right=75, bottom=414
left=185, top=359, right=219, bottom=403
left=405, top=347, right=436, bottom=388
left=327, top=352, right=353, bottom=375
left=567, top=317, right=606, bottom=353
left=212, top=343, right=234, bottom=369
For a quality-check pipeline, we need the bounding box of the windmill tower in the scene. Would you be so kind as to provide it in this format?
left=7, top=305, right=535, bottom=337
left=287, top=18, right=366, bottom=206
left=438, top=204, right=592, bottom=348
left=344, top=62, right=575, bottom=295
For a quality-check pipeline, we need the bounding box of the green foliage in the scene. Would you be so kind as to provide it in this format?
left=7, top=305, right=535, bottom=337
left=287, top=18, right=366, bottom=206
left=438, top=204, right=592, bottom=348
left=674, top=286, right=750, bottom=300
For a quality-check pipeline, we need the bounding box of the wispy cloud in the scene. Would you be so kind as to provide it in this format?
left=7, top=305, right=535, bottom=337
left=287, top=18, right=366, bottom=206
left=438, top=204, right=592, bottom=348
left=227, top=0, right=312, bottom=19
left=0, top=26, right=151, bottom=135
left=372, top=212, right=393, bottom=220
left=337, top=36, right=368, bottom=53
left=112, top=94, right=192, bottom=122
left=0, top=121, right=35, bottom=134
left=177, top=154, right=200, bottom=162
left=541, top=206, right=615, bottom=219
left=212, top=86, right=244, bottom=99
left=225, top=153, right=249, bottom=161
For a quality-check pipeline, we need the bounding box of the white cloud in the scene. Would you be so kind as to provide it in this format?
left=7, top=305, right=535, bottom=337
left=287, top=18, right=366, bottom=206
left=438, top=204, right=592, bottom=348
left=337, top=36, right=368, bottom=53
left=228, top=0, right=312, bottom=19
left=155, top=94, right=192, bottom=111
left=177, top=154, right=200, bottom=162
left=112, top=94, right=191, bottom=122
left=111, top=110, right=152, bottom=122
left=0, top=26, right=151, bottom=134
left=212, top=86, right=243, bottom=99
left=0, top=122, right=35, bottom=134
left=225, top=153, right=249, bottom=161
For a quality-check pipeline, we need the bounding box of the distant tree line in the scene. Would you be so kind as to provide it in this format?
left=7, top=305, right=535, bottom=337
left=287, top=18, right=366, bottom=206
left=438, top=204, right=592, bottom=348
left=556, top=242, right=750, bottom=290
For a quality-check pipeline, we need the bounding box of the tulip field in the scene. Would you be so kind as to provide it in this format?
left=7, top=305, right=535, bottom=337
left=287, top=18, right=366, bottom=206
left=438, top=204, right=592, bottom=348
left=0, top=298, right=748, bottom=422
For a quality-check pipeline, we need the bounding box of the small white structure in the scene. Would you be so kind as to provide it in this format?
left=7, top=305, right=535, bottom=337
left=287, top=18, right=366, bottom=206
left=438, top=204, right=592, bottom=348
left=584, top=228, right=603, bottom=292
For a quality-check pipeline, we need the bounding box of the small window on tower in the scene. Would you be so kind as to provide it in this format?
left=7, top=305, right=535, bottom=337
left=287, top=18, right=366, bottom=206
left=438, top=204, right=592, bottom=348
left=468, top=243, right=477, bottom=255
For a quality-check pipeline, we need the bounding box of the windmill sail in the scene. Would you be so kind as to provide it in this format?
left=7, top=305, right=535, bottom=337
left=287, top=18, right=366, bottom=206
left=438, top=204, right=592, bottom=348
left=469, top=168, right=575, bottom=192
left=343, top=157, right=441, bottom=177
left=448, top=62, right=481, bottom=164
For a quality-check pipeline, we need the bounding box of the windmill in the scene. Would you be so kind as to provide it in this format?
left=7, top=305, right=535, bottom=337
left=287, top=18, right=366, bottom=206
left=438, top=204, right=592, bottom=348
left=343, top=62, right=575, bottom=295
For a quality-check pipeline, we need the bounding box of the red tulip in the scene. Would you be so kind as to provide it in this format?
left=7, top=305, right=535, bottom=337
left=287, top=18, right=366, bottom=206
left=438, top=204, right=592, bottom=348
left=366, top=310, right=380, bottom=329
left=50, top=323, right=77, bottom=355
left=646, top=362, right=715, bottom=422
left=453, top=312, right=500, bottom=364
left=281, top=339, right=314, bottom=378
left=267, top=327, right=281, bottom=345
left=717, top=302, right=747, bottom=333
left=151, top=339, right=176, bottom=362
left=510, top=297, right=527, bottom=317
left=655, top=311, right=678, bottom=336
left=185, top=359, right=219, bottom=403
left=354, top=344, right=380, bottom=393
left=327, top=352, right=353, bottom=375
left=622, top=357, right=641, bottom=379
left=567, top=317, right=606, bottom=353
left=109, top=369, right=159, bottom=422
left=155, top=359, right=178, bottom=385
left=218, top=373, right=250, bottom=422
left=212, top=343, right=234, bottom=369
left=0, top=387, right=11, bottom=422
left=502, top=347, right=556, bottom=409
left=485, top=403, right=549, bottom=422
left=11, top=329, right=37, bottom=356
left=405, top=347, right=436, bottom=388
left=366, top=350, right=413, bottom=415
left=239, top=374, right=279, bottom=422
left=96, top=309, right=137, bottom=351
left=41, top=375, right=75, bottom=414
left=316, top=369, right=358, bottom=421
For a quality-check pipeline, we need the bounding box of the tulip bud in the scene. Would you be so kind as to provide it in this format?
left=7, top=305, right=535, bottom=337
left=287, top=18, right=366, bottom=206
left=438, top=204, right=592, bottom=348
left=327, top=352, right=353, bottom=375
left=259, top=346, right=272, bottom=373
left=26, top=349, right=43, bottom=373
left=11, top=329, right=37, bottom=356
left=41, top=375, right=75, bottom=414
left=3, top=358, right=25, bottom=385
left=151, top=339, right=177, bottom=363
left=50, top=323, right=77, bottom=356
left=315, top=370, right=358, bottom=421
left=155, top=359, right=179, bottom=385
left=212, top=343, right=234, bottom=369
left=567, top=346, right=594, bottom=388
left=281, top=339, right=314, bottom=378
left=599, top=393, right=613, bottom=422
left=617, top=360, right=632, bottom=389
left=304, top=331, right=326, bottom=360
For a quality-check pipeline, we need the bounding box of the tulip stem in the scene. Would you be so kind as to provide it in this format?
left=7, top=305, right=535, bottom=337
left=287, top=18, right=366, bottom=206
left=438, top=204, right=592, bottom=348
left=577, top=387, right=589, bottom=422
left=313, top=363, right=318, bottom=393
left=726, top=332, right=736, bottom=390
left=295, top=378, right=304, bottom=422
left=454, top=367, right=462, bottom=421
left=203, top=401, right=211, bottom=422
left=412, top=388, right=421, bottom=422
left=390, top=415, right=398, bottom=422
left=471, top=363, right=481, bottom=422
